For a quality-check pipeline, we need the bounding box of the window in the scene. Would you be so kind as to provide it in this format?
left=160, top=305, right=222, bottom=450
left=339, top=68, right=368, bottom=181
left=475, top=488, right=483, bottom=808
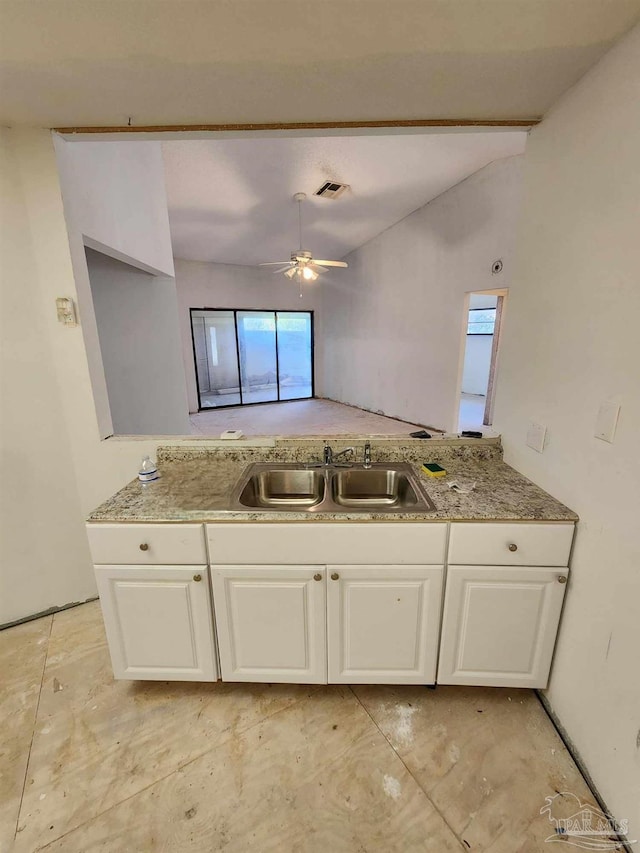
left=190, top=309, right=314, bottom=409
left=467, top=308, right=496, bottom=335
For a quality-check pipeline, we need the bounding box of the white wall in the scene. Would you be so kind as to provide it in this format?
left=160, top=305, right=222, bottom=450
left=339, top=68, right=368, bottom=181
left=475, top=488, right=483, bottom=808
left=54, top=140, right=174, bottom=277
left=54, top=135, right=181, bottom=439
left=174, top=259, right=324, bottom=412
left=494, top=23, right=640, bottom=846
left=0, top=129, right=95, bottom=624
left=461, top=336, right=492, bottom=395
left=0, top=128, right=193, bottom=626
left=320, top=156, right=523, bottom=431
left=86, top=249, right=190, bottom=435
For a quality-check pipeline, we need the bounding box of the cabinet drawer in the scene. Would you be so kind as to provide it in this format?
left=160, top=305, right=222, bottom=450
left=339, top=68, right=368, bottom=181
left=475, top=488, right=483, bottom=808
left=207, top=523, right=447, bottom=565
left=448, top=523, right=574, bottom=567
left=87, top=523, right=207, bottom=565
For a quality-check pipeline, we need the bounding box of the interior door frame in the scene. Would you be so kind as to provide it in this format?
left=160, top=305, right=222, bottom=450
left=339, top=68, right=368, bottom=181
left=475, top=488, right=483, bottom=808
left=189, top=307, right=315, bottom=411
left=483, top=293, right=506, bottom=425
left=454, top=288, right=508, bottom=430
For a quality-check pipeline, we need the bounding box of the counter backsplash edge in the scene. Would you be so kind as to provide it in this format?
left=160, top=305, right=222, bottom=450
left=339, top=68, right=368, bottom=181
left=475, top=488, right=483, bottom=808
left=156, top=437, right=502, bottom=466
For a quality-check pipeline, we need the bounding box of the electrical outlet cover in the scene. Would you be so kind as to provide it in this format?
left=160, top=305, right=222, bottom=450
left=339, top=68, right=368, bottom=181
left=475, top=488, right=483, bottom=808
left=595, top=402, right=620, bottom=443
left=526, top=422, right=547, bottom=453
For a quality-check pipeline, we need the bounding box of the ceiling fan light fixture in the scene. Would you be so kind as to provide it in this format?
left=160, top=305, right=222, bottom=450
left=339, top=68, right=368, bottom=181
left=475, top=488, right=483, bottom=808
left=259, top=192, right=347, bottom=287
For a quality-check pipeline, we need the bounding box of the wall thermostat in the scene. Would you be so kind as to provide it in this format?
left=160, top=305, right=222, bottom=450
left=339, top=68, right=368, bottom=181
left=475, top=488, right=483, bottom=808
left=491, top=259, right=503, bottom=275
left=220, top=430, right=244, bottom=440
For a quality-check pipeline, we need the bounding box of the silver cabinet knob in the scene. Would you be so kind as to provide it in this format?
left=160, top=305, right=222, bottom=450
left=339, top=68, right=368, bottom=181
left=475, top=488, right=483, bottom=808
left=139, top=543, right=149, bottom=551
left=193, top=573, right=202, bottom=582
left=557, top=575, right=567, bottom=584
left=508, top=543, right=518, bottom=552
left=313, top=573, right=322, bottom=582
left=331, top=572, right=340, bottom=581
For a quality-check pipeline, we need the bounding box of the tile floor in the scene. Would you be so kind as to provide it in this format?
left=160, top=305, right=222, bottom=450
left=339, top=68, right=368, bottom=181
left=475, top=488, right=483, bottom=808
left=2, top=601, right=599, bottom=852
left=190, top=398, right=428, bottom=437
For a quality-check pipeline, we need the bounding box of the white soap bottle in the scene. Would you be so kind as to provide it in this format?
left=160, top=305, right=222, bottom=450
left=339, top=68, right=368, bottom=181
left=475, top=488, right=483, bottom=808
left=138, top=455, right=160, bottom=483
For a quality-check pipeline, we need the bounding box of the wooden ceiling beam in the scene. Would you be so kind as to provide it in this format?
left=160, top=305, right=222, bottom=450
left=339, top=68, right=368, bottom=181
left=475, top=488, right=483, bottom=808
left=54, top=118, right=540, bottom=134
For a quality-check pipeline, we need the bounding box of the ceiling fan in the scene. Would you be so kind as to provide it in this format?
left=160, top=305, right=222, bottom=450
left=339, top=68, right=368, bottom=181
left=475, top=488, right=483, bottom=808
left=259, top=192, right=348, bottom=292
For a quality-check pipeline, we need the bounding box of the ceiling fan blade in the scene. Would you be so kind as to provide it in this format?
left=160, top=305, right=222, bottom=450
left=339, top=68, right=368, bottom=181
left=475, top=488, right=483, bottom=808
left=272, top=265, right=294, bottom=274
left=312, top=259, right=348, bottom=268
left=259, top=261, right=294, bottom=266
left=309, top=264, right=327, bottom=274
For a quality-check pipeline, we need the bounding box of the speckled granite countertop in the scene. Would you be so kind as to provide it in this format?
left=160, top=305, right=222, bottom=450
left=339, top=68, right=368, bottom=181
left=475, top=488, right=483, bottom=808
left=87, top=439, right=577, bottom=524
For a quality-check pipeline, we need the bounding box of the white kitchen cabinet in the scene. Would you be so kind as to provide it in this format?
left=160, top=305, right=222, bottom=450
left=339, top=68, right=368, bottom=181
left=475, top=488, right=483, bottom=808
left=327, top=565, right=444, bottom=684
left=211, top=565, right=327, bottom=683
left=207, top=523, right=449, bottom=686
left=94, top=565, right=218, bottom=681
left=437, top=565, right=568, bottom=688
left=88, top=517, right=575, bottom=688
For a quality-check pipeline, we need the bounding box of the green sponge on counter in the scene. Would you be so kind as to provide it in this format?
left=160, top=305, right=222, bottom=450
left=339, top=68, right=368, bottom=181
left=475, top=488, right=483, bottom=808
left=421, top=462, right=447, bottom=478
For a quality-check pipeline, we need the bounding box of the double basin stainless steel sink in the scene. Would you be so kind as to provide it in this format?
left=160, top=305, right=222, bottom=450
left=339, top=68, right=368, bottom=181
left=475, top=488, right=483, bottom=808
left=230, top=462, right=436, bottom=514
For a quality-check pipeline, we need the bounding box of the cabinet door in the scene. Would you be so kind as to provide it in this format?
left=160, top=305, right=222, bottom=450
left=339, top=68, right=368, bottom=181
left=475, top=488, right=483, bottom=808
left=437, top=566, right=568, bottom=688
left=94, top=565, right=218, bottom=681
left=327, top=565, right=444, bottom=684
left=211, top=565, right=327, bottom=683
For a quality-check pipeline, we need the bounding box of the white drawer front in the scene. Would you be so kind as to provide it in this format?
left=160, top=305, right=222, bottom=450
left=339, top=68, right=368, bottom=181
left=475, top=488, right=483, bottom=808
left=87, top=523, right=207, bottom=565
left=207, top=523, right=447, bottom=565
left=448, top=523, right=574, bottom=567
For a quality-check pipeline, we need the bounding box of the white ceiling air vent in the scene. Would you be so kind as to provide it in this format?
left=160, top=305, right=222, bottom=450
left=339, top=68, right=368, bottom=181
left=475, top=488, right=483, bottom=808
left=314, top=181, right=349, bottom=199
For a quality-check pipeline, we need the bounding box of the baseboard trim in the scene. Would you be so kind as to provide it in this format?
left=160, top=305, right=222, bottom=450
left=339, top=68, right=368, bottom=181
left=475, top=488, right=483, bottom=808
left=1, top=597, right=99, bottom=631
left=536, top=691, right=634, bottom=853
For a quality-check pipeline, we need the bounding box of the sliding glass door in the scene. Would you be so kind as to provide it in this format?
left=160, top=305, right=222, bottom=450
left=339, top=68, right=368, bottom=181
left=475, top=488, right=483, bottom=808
left=190, top=309, right=313, bottom=409
left=191, top=310, right=241, bottom=407
left=237, top=311, right=278, bottom=404
left=276, top=312, right=313, bottom=401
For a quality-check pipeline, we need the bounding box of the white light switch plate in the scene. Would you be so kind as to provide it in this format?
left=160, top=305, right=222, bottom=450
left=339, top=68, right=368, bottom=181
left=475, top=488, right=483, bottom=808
left=526, top=422, right=547, bottom=453
left=595, top=402, right=620, bottom=443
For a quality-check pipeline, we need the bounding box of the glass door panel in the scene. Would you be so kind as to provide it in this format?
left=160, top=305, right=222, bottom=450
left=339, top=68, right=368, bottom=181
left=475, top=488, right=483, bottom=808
left=277, top=312, right=313, bottom=400
left=190, top=309, right=313, bottom=409
left=190, top=310, right=240, bottom=408
left=236, top=311, right=279, bottom=404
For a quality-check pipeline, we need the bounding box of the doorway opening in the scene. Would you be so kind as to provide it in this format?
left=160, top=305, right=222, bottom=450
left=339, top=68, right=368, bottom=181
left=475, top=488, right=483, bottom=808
left=190, top=309, right=314, bottom=410
left=457, top=290, right=507, bottom=431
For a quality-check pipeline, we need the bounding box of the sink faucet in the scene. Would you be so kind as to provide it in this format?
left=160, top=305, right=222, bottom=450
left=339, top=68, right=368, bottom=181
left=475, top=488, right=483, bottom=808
left=323, top=443, right=354, bottom=466
left=363, top=441, right=372, bottom=469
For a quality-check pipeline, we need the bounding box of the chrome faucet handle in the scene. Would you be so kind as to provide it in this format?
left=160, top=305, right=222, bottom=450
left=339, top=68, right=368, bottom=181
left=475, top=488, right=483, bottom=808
left=363, top=441, right=372, bottom=469
left=323, top=443, right=333, bottom=465
left=332, top=446, right=354, bottom=461
left=330, top=446, right=354, bottom=468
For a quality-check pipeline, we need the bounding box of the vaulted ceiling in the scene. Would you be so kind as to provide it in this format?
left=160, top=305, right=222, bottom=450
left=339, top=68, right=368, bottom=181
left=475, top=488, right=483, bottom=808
left=1, top=0, right=639, bottom=127
left=162, top=131, right=527, bottom=265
